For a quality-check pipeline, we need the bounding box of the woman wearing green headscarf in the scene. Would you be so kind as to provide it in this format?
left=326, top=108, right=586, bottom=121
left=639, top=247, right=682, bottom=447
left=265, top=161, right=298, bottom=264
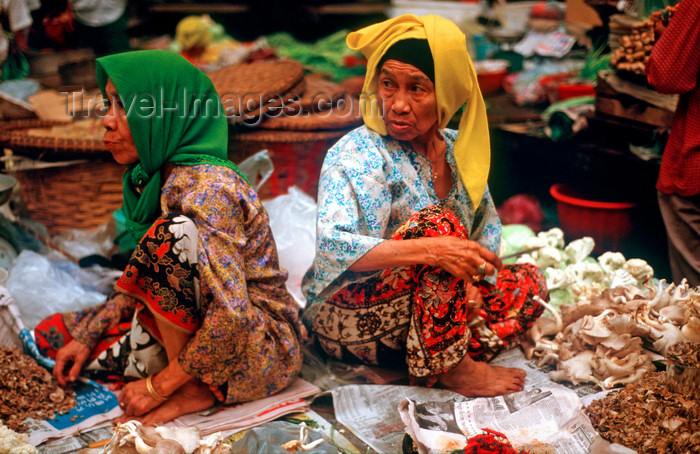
left=34, top=50, right=303, bottom=424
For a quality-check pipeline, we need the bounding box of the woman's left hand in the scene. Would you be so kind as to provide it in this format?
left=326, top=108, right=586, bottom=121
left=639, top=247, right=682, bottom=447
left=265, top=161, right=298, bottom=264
left=466, top=284, right=483, bottom=321
left=118, top=378, right=165, bottom=417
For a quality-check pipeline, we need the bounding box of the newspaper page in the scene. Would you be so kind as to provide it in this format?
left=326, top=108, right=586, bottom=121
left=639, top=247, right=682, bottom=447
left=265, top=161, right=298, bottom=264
left=332, top=385, right=470, bottom=454
left=331, top=348, right=611, bottom=454
left=169, top=378, right=320, bottom=437
left=27, top=380, right=121, bottom=446
left=38, top=424, right=114, bottom=454
left=399, top=386, right=599, bottom=454
left=490, top=347, right=603, bottom=400
left=33, top=378, right=320, bottom=452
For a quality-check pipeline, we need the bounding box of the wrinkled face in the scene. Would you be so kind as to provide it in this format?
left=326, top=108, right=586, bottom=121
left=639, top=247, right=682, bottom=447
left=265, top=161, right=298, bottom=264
left=102, top=79, right=139, bottom=165
left=377, top=59, right=439, bottom=143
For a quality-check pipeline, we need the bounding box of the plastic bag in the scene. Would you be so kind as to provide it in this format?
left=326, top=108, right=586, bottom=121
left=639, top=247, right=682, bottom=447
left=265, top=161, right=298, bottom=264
left=6, top=250, right=106, bottom=330
left=262, top=187, right=316, bottom=306
left=52, top=221, right=117, bottom=259
left=230, top=421, right=338, bottom=454
left=237, top=149, right=274, bottom=191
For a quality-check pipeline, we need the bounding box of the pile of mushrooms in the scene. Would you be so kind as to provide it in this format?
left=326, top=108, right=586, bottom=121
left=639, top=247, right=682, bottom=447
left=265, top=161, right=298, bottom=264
left=96, top=421, right=230, bottom=454
left=585, top=371, right=699, bottom=452
left=523, top=279, right=700, bottom=389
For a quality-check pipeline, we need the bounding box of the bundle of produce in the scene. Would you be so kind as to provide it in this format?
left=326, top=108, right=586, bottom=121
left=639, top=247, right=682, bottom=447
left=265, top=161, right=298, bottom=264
left=265, top=30, right=366, bottom=82
left=456, top=429, right=525, bottom=454
left=609, top=21, right=655, bottom=74
left=585, top=371, right=699, bottom=452
left=609, top=5, right=675, bottom=75
left=0, top=348, right=76, bottom=432
left=507, top=227, right=653, bottom=309
left=523, top=280, right=700, bottom=389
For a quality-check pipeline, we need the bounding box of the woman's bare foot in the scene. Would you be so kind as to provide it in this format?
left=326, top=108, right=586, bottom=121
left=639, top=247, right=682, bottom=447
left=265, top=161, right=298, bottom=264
left=115, top=380, right=216, bottom=425
left=437, top=354, right=526, bottom=397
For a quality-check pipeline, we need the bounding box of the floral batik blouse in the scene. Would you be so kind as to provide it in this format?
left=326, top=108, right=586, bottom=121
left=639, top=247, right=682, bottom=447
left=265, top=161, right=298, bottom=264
left=302, top=125, right=502, bottom=328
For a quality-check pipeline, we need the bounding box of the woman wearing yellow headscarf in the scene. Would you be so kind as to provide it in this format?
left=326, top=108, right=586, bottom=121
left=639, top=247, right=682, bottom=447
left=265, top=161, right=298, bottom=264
left=302, top=15, right=548, bottom=397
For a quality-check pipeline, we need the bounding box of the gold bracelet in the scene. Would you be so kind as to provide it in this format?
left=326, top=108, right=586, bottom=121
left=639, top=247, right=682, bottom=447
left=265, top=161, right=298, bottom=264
left=146, top=375, right=168, bottom=402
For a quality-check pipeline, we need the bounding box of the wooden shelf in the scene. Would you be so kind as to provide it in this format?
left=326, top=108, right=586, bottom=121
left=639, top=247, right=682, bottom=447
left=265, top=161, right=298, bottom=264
left=308, top=3, right=388, bottom=15
left=148, top=3, right=249, bottom=14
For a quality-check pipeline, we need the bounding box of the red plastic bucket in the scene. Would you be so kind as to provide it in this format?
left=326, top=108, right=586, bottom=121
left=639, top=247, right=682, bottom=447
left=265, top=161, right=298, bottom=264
left=550, top=184, right=637, bottom=252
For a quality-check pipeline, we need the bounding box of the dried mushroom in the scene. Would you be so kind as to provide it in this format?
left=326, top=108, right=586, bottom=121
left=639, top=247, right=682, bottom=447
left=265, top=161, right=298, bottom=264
left=0, top=348, right=76, bottom=432
left=101, top=421, right=231, bottom=454
left=585, top=371, right=699, bottom=453
left=525, top=280, right=700, bottom=389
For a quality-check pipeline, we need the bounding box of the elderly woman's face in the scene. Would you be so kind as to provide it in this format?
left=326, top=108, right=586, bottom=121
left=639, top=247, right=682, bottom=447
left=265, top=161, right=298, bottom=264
left=377, top=60, right=438, bottom=143
left=102, top=79, right=139, bottom=165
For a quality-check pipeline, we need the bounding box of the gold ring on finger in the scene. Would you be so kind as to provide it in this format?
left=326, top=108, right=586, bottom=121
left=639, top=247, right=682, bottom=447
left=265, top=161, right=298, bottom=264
left=477, top=261, right=487, bottom=275
left=472, top=274, right=481, bottom=282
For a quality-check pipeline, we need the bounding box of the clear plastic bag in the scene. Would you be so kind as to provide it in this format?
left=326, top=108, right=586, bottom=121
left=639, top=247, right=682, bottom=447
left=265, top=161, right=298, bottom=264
left=238, top=149, right=275, bottom=191
left=52, top=221, right=117, bottom=259
left=262, top=187, right=317, bottom=307
left=230, top=421, right=338, bottom=454
left=6, top=250, right=106, bottom=329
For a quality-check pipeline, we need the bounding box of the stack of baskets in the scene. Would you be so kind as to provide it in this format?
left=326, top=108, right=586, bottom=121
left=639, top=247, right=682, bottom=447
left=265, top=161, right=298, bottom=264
left=0, top=119, right=124, bottom=235
left=209, top=59, right=363, bottom=199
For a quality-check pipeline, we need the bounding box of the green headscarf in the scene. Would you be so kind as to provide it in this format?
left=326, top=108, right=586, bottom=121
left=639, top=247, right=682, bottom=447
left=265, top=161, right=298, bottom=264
left=96, top=50, right=247, bottom=244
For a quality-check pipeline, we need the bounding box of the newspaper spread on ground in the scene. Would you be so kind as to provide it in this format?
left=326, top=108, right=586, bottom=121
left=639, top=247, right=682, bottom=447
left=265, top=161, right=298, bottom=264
left=169, top=378, right=320, bottom=437
left=332, top=384, right=470, bottom=453
left=489, top=347, right=603, bottom=400
left=27, top=380, right=121, bottom=446
left=399, top=386, right=599, bottom=453
left=331, top=347, right=610, bottom=454
left=33, top=378, right=320, bottom=452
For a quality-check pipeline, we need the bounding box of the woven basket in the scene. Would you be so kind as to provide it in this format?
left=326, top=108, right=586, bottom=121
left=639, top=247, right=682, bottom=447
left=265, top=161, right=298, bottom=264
left=208, top=59, right=305, bottom=119
left=229, top=128, right=349, bottom=200
left=0, top=119, right=109, bottom=161
left=259, top=95, right=362, bottom=131
left=0, top=120, right=124, bottom=235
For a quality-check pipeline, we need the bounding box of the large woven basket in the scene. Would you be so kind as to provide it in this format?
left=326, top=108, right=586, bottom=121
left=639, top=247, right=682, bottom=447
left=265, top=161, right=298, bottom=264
left=0, top=120, right=124, bottom=235
left=229, top=128, right=349, bottom=200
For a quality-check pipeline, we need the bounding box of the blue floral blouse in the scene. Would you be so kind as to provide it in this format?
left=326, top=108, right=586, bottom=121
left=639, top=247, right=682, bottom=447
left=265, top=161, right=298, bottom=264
left=302, top=125, right=502, bottom=328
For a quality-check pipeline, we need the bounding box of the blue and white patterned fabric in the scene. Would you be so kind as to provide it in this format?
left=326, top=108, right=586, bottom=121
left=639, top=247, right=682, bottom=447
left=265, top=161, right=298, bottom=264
left=302, top=125, right=501, bottom=327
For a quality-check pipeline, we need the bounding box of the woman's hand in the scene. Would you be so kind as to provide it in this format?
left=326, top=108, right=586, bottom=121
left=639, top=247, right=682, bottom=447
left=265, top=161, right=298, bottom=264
left=119, top=377, right=167, bottom=417
left=429, top=237, right=502, bottom=282
left=466, top=283, right=483, bottom=321
left=53, top=340, right=91, bottom=387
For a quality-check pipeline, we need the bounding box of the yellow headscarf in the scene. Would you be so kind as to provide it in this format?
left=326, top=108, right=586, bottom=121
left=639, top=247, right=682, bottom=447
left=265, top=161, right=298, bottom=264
left=347, top=14, right=490, bottom=210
